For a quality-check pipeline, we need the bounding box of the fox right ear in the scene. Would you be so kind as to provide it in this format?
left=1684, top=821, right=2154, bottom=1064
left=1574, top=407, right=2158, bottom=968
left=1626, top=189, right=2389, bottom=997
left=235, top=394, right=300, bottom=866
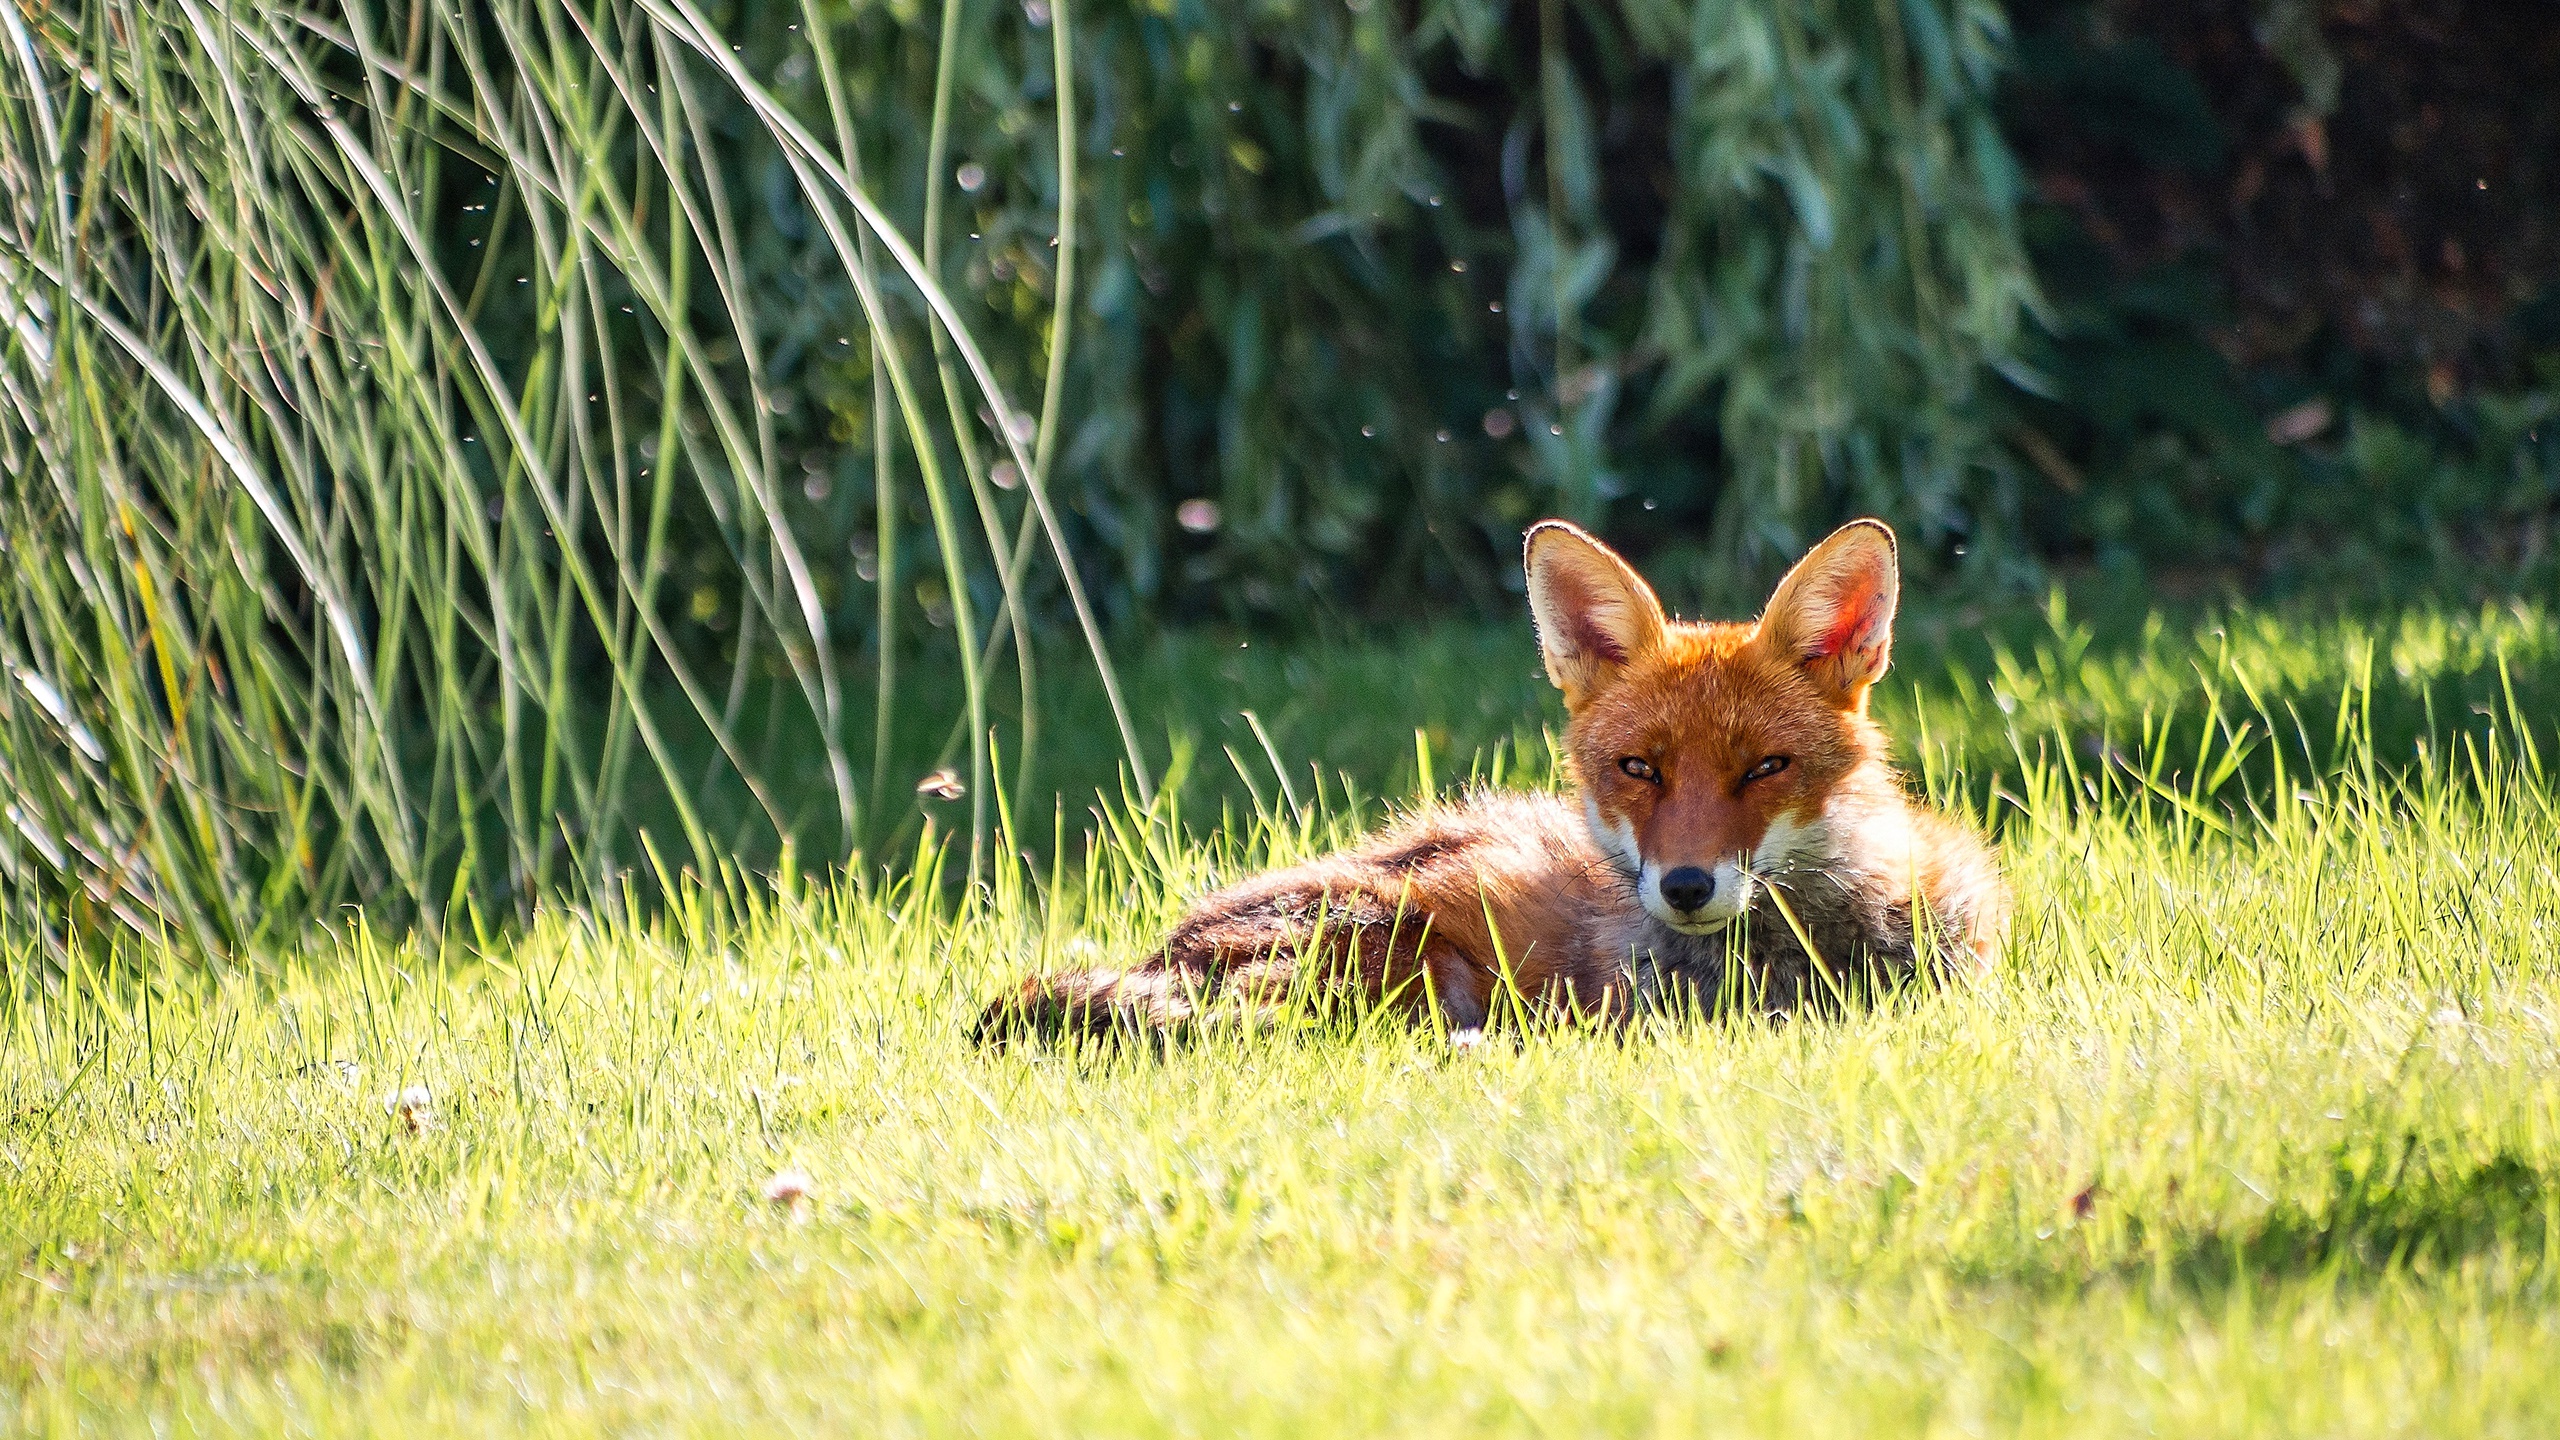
left=1524, top=521, right=1666, bottom=710
left=1757, top=518, right=1900, bottom=712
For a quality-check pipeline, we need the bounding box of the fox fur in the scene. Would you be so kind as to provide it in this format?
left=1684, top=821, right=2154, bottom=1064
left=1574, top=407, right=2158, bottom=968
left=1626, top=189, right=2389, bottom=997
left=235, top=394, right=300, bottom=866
left=978, top=519, right=2007, bottom=1040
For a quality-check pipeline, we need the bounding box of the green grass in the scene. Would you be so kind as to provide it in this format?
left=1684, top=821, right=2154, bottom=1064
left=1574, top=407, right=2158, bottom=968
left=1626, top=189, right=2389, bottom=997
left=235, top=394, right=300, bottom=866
left=680, top=579, right=2560, bottom=870
left=8, top=594, right=2560, bottom=1436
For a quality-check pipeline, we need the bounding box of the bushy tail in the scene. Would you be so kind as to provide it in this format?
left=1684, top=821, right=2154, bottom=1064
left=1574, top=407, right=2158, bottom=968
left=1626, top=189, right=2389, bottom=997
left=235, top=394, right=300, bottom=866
left=972, top=875, right=1440, bottom=1046
left=970, top=960, right=1236, bottom=1045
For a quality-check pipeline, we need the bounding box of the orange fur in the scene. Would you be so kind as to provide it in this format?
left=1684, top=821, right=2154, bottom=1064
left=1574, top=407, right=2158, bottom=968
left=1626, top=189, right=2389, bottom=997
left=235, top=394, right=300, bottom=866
left=978, top=520, right=2008, bottom=1042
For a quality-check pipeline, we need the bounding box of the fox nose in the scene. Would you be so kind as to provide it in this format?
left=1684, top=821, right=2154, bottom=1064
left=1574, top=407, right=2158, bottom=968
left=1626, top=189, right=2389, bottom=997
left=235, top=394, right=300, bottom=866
left=1659, top=866, right=1715, bottom=913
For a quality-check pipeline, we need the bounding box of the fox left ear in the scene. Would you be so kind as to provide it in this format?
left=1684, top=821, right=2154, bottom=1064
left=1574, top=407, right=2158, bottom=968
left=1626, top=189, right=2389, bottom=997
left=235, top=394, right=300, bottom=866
left=1758, top=519, right=1899, bottom=711
left=1524, top=520, right=1667, bottom=711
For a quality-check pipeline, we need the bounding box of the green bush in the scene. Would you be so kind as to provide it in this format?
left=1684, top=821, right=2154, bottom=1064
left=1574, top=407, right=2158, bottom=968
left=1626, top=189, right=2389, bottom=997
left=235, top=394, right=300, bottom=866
left=754, top=0, right=2038, bottom=620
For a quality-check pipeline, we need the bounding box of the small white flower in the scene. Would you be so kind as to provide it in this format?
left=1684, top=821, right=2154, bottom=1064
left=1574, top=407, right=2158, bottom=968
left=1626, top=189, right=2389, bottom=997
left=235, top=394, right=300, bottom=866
left=763, top=1168, right=813, bottom=1210
left=386, top=1084, right=435, bottom=1133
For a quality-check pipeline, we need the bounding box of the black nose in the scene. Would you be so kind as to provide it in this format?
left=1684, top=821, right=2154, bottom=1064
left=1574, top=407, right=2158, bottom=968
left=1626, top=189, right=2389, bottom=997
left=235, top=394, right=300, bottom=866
left=1659, top=866, right=1715, bottom=913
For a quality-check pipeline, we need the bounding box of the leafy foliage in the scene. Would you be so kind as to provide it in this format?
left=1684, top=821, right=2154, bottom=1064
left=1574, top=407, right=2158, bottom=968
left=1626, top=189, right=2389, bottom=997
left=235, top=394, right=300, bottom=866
left=1996, top=0, right=2560, bottom=582
left=758, top=0, right=2038, bottom=618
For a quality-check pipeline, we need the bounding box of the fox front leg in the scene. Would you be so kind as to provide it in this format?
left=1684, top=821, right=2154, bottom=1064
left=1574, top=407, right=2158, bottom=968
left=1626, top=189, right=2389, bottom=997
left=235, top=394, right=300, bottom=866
left=1423, top=942, right=1491, bottom=1048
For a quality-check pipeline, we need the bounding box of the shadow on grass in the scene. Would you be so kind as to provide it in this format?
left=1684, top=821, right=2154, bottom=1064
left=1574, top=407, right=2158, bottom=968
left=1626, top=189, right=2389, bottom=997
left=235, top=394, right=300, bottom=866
left=1974, top=1140, right=2556, bottom=1299
left=2209, top=1146, right=2550, bottom=1276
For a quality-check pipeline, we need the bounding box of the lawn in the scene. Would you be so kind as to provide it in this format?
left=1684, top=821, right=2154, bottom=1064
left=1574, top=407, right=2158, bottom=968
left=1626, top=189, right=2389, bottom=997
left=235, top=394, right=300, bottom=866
left=7, top=588, right=2560, bottom=1436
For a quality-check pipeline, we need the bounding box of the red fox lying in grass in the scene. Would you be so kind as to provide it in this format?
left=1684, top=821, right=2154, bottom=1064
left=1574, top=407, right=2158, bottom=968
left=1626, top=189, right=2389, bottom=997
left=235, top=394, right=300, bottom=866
left=980, top=519, right=2007, bottom=1041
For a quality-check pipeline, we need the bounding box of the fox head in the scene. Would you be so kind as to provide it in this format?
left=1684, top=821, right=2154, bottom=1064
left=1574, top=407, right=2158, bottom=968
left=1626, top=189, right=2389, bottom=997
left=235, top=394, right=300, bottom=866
left=1525, top=518, right=1899, bottom=932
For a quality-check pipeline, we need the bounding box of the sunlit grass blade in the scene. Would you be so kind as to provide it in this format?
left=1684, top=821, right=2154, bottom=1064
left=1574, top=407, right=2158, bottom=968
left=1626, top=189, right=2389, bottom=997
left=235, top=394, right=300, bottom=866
left=0, top=0, right=1145, bottom=964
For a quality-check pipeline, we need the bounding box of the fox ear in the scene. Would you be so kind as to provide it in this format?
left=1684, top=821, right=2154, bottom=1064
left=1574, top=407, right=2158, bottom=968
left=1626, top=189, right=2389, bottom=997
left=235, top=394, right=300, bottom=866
left=1525, top=520, right=1666, bottom=710
left=1758, top=519, right=1899, bottom=711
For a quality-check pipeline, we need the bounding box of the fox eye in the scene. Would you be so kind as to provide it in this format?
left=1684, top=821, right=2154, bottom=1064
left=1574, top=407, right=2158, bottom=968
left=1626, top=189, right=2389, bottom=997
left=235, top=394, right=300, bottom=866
left=1618, top=756, right=1660, bottom=785
left=1743, top=755, right=1791, bottom=783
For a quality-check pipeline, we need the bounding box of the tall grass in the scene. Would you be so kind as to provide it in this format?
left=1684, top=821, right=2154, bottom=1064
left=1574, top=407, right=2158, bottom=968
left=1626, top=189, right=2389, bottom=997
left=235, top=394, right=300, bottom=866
left=5, top=610, right=2560, bottom=1434
left=0, top=0, right=1142, bottom=966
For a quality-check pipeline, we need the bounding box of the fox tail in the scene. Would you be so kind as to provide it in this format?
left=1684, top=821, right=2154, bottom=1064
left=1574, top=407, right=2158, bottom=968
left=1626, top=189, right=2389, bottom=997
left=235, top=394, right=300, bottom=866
left=970, top=961, right=1229, bottom=1044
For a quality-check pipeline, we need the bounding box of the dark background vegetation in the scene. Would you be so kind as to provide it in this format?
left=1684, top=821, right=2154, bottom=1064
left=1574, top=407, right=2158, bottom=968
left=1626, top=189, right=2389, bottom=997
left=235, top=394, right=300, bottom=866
left=1999, top=0, right=2560, bottom=586
left=663, top=0, right=2558, bottom=649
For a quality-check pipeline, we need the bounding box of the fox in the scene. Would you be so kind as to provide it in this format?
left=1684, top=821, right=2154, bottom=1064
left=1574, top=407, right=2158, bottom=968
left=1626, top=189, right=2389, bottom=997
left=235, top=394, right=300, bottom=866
left=977, top=518, right=2007, bottom=1042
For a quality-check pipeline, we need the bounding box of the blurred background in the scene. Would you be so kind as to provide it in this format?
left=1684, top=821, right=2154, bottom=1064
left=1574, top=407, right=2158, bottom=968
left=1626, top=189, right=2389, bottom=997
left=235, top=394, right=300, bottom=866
left=645, top=0, right=2560, bottom=617
left=3, top=0, right=2554, bottom=960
